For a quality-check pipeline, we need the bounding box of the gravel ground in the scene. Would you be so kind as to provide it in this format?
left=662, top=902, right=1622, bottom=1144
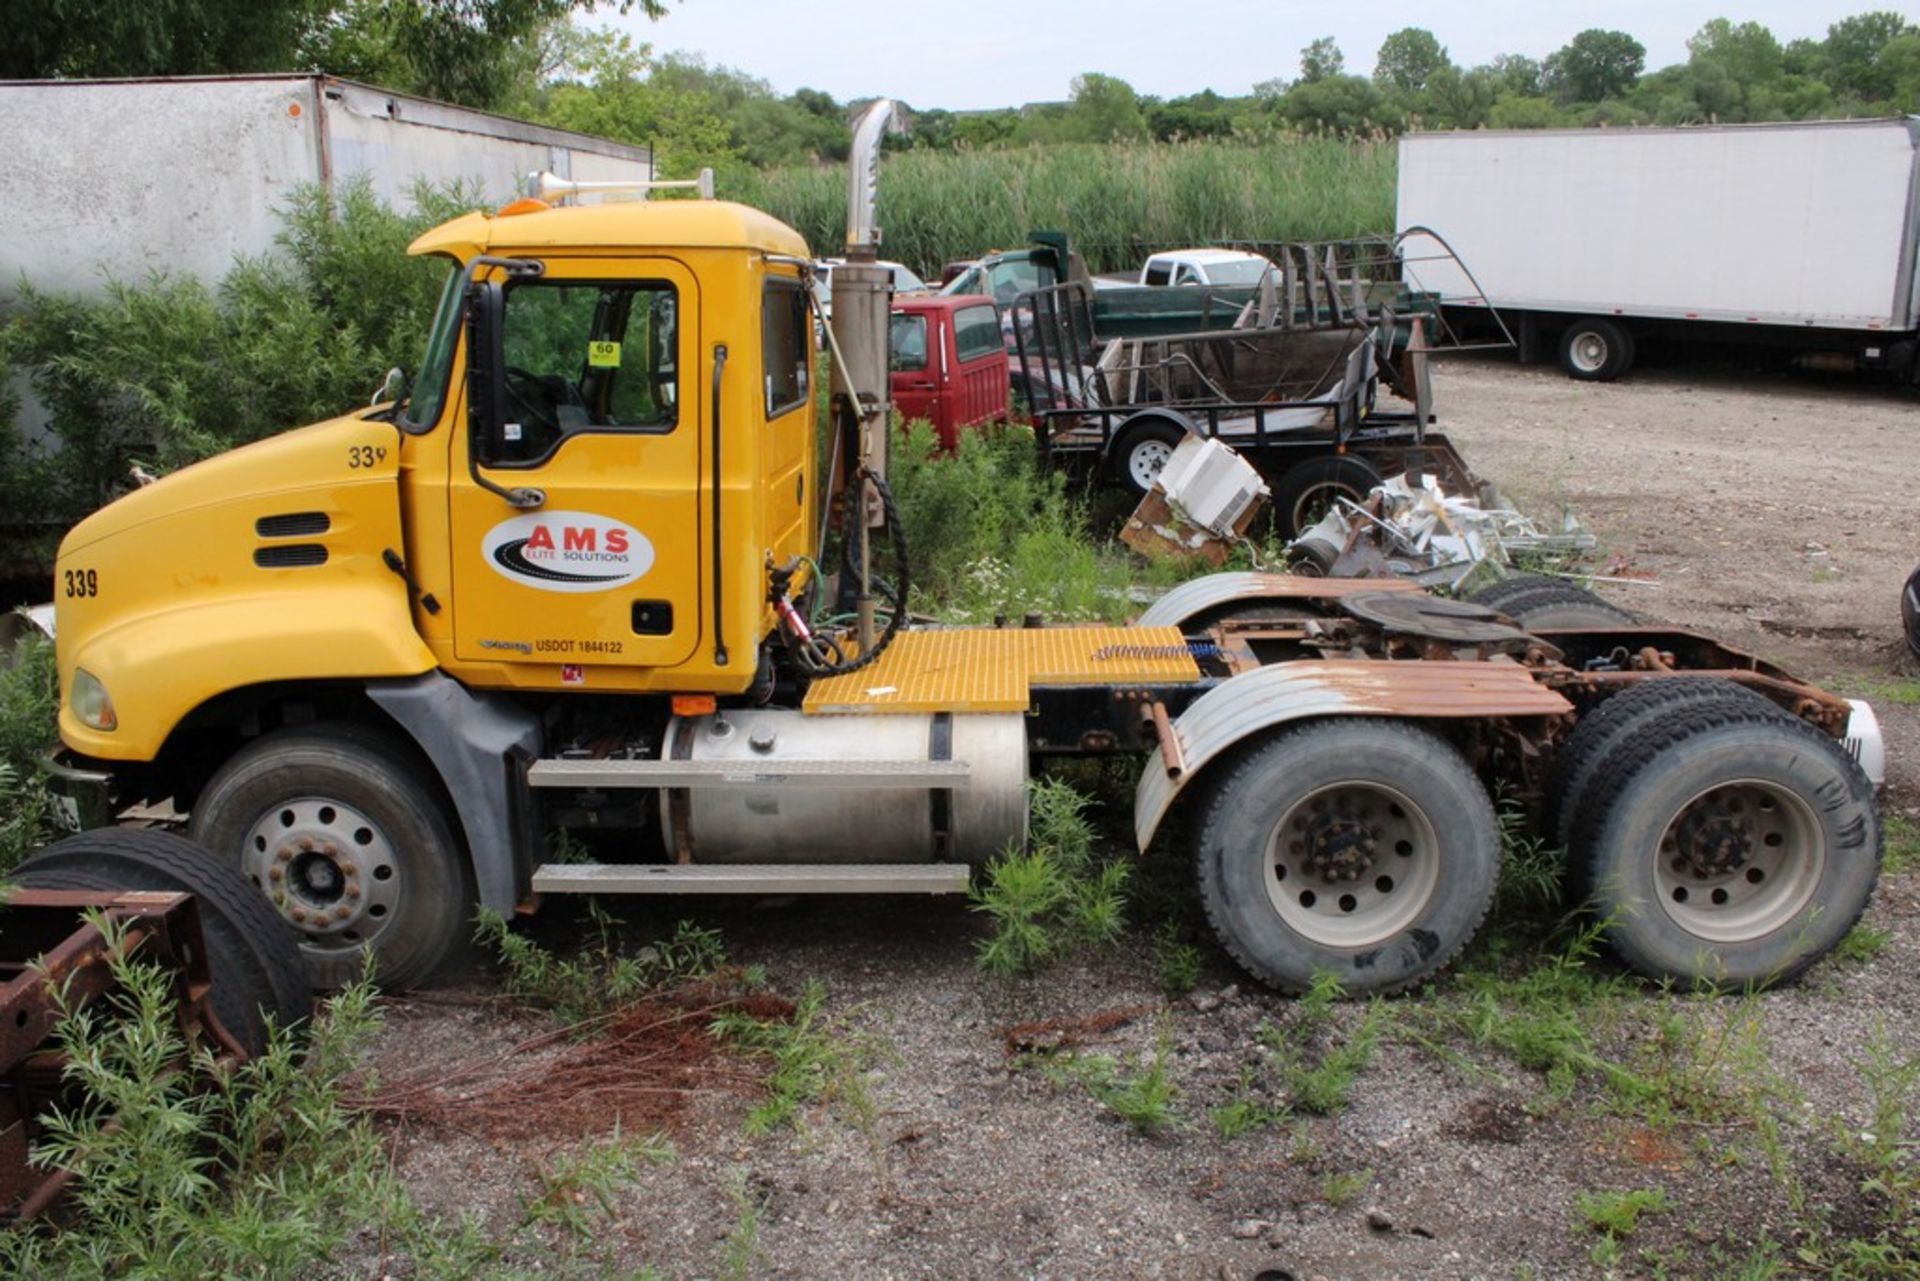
left=354, top=357, right=1919, bottom=1281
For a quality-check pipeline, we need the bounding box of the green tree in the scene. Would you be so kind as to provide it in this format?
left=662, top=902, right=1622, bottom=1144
left=1282, top=75, right=1391, bottom=135
left=305, top=0, right=662, bottom=110
left=1424, top=65, right=1495, bottom=128
left=1, top=0, right=328, bottom=78
left=532, top=32, right=743, bottom=182
left=1482, top=53, right=1543, bottom=98
left=1823, top=10, right=1914, bottom=100
left=1374, top=27, right=1450, bottom=93
left=1064, top=72, right=1148, bottom=143
left=1300, top=37, right=1345, bottom=83
left=1543, top=28, right=1646, bottom=103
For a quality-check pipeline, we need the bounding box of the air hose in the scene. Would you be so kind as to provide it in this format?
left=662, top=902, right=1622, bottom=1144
left=772, top=463, right=910, bottom=678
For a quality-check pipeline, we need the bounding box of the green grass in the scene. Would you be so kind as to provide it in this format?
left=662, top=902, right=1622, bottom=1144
left=1320, top=1167, right=1373, bottom=1207
left=1576, top=1187, right=1670, bottom=1238
left=745, top=135, right=1396, bottom=277
left=1883, top=814, right=1920, bottom=876
left=1037, top=1035, right=1184, bottom=1136
left=475, top=906, right=727, bottom=1025
left=710, top=980, right=878, bottom=1136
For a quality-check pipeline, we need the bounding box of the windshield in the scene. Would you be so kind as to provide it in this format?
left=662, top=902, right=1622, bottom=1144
left=1201, top=258, right=1275, bottom=287
left=400, top=264, right=463, bottom=432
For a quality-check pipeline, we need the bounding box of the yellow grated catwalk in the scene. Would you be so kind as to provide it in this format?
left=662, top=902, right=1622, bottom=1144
left=802, top=627, right=1201, bottom=714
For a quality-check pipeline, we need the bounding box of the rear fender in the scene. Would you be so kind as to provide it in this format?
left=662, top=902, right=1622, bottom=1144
left=1134, top=659, right=1572, bottom=851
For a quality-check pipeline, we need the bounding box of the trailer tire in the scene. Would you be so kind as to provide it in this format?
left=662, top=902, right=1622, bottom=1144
left=1463, top=573, right=1562, bottom=611
left=1559, top=318, right=1634, bottom=381
left=1194, top=718, right=1500, bottom=995
left=1902, top=563, right=1920, bottom=659
left=1570, top=700, right=1880, bottom=989
left=190, top=724, right=469, bottom=992
left=1108, top=416, right=1188, bottom=496
left=1271, top=455, right=1384, bottom=540
left=1552, top=677, right=1779, bottom=859
left=14, top=829, right=312, bottom=1055
left=1493, top=585, right=1637, bottom=630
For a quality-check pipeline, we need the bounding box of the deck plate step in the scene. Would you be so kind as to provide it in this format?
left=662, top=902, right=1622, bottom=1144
left=526, top=758, right=970, bottom=790
left=531, top=862, right=973, bottom=895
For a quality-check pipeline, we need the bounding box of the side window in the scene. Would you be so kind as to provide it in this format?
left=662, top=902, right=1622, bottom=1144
left=764, top=278, right=811, bottom=418
left=490, top=280, right=677, bottom=466
left=889, top=313, right=928, bottom=372
left=953, top=306, right=1002, bottom=362
left=1144, top=262, right=1171, bottom=286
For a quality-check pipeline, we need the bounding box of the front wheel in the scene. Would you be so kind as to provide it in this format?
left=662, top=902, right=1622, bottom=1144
left=1194, top=719, right=1500, bottom=995
left=190, top=725, right=470, bottom=991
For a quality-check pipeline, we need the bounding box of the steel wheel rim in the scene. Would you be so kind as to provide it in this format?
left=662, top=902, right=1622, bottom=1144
left=1129, top=439, right=1174, bottom=490
left=241, top=796, right=402, bottom=955
left=1570, top=332, right=1609, bottom=373
left=1653, top=779, right=1825, bottom=943
left=1264, top=782, right=1442, bottom=948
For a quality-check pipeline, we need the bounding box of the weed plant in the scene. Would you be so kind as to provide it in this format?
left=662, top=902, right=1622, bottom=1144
left=971, top=777, right=1131, bottom=976
left=1036, top=1032, right=1183, bottom=1136
left=475, top=905, right=727, bottom=1025
left=710, top=980, right=879, bottom=1136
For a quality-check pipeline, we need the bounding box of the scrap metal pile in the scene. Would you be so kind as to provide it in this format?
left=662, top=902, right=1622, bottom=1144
left=1287, top=473, right=1596, bottom=588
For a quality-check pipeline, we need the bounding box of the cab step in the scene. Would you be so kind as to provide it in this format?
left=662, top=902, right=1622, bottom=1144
left=531, top=862, right=974, bottom=895
left=525, top=758, right=971, bottom=790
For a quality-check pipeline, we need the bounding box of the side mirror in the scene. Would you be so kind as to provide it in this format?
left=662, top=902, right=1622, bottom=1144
left=465, top=280, right=507, bottom=463
left=370, top=366, right=407, bottom=407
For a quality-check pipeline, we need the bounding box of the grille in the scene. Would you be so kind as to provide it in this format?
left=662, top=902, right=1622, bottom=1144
left=255, top=512, right=330, bottom=538
left=253, top=544, right=328, bottom=569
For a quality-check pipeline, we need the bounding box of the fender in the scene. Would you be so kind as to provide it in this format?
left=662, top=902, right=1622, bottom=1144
left=59, top=587, right=437, bottom=759
left=1133, top=571, right=1419, bottom=631
left=1133, top=659, right=1572, bottom=851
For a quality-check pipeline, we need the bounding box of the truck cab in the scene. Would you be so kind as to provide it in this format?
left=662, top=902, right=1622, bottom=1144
left=888, top=294, right=1010, bottom=450
left=1139, top=248, right=1277, bottom=288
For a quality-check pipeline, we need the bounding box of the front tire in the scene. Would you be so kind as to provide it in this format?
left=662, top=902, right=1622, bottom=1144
left=1570, top=700, right=1880, bottom=988
left=190, top=725, right=469, bottom=991
left=1194, top=719, right=1500, bottom=995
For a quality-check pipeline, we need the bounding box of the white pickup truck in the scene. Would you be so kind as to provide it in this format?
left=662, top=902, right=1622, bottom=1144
left=1139, top=248, right=1276, bottom=287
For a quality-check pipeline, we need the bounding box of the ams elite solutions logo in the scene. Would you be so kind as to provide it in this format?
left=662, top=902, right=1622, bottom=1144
left=481, top=511, right=655, bottom=594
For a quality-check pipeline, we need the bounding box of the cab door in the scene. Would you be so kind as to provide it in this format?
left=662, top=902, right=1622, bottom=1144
left=449, top=258, right=702, bottom=672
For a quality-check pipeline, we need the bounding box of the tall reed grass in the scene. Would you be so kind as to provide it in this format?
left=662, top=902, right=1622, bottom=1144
left=740, top=136, right=1398, bottom=275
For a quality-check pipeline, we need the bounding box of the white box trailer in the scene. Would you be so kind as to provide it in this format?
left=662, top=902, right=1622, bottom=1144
left=0, top=75, right=653, bottom=310
left=1395, top=118, right=1920, bottom=381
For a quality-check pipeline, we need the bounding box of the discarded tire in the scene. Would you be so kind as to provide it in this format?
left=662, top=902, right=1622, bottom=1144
left=14, top=828, right=312, bottom=1054
left=1194, top=718, right=1500, bottom=995
left=1465, top=574, right=1637, bottom=629
left=1271, top=455, right=1384, bottom=540
left=1568, top=699, right=1880, bottom=989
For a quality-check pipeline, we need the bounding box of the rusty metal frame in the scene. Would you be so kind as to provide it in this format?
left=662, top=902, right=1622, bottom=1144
left=0, top=889, right=245, bottom=1223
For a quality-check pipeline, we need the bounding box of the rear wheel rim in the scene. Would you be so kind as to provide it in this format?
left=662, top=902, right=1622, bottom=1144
left=1291, top=481, right=1362, bottom=534
left=1569, top=332, right=1609, bottom=373
left=1128, top=439, right=1174, bottom=491
left=241, top=796, right=402, bottom=958
left=1264, top=782, right=1442, bottom=947
left=1652, top=779, right=1825, bottom=943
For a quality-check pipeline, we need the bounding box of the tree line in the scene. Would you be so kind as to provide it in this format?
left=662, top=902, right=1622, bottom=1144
left=7, top=5, right=1920, bottom=173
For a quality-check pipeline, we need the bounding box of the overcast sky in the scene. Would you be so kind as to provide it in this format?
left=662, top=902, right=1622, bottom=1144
left=600, top=1, right=1907, bottom=111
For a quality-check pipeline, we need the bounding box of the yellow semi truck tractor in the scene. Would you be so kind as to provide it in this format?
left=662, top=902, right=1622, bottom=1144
left=43, top=111, right=1887, bottom=995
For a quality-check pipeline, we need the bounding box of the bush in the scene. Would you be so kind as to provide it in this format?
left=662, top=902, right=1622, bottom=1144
left=0, top=627, right=59, bottom=872
left=0, top=178, right=479, bottom=545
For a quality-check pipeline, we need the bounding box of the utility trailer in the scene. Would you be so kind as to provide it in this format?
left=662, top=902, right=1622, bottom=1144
left=1012, top=277, right=1473, bottom=537
left=35, top=102, right=1888, bottom=1002
left=1396, top=118, right=1920, bottom=381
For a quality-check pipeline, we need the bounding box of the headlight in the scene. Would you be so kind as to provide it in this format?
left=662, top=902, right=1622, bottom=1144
left=69, top=668, right=117, bottom=731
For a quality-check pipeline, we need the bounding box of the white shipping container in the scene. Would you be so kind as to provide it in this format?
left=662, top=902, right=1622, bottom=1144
left=1396, top=119, right=1920, bottom=333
